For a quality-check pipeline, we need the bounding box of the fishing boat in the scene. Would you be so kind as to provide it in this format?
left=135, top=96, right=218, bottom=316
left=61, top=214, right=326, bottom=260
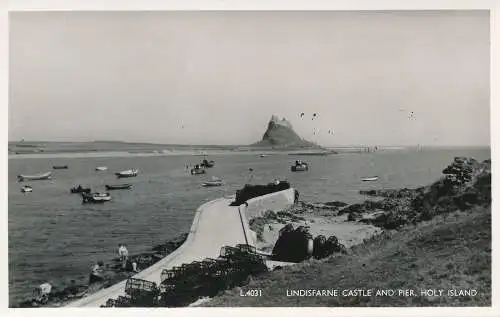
left=82, top=192, right=111, bottom=203
left=53, top=165, right=68, bottom=170
left=291, top=160, right=309, bottom=172
left=115, top=169, right=138, bottom=178
left=202, top=177, right=224, bottom=187
left=191, top=165, right=206, bottom=175
left=17, top=172, right=52, bottom=182
left=105, top=184, right=132, bottom=190
left=95, top=166, right=108, bottom=171
left=21, top=185, right=33, bottom=193
left=70, top=185, right=91, bottom=194
left=200, top=159, right=215, bottom=168
left=361, top=176, right=379, bottom=182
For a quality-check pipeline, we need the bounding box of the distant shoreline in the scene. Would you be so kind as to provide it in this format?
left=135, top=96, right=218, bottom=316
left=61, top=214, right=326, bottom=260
left=7, top=149, right=339, bottom=160
left=8, top=141, right=489, bottom=159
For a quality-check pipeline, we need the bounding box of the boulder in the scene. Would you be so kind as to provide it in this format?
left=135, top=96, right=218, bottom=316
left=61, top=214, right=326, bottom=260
left=324, top=201, right=348, bottom=208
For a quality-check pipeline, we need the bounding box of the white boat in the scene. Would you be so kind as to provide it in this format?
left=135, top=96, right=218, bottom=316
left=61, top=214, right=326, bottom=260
left=18, top=172, right=52, bottom=182
left=190, top=165, right=206, bottom=175
left=95, top=166, right=108, bottom=171
left=21, top=185, right=33, bottom=193
left=202, top=177, right=224, bottom=187
left=361, top=176, right=379, bottom=182
left=115, top=169, right=138, bottom=178
left=291, top=161, right=309, bottom=172
left=82, top=192, right=112, bottom=203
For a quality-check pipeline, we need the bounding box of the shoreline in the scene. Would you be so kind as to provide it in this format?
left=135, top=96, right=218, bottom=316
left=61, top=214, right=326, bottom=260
left=13, top=233, right=189, bottom=308
left=203, top=156, right=491, bottom=307
left=12, top=156, right=491, bottom=307
left=8, top=149, right=337, bottom=160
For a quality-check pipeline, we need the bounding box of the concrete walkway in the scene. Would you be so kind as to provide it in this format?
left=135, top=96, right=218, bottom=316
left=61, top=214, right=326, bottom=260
left=66, top=197, right=249, bottom=307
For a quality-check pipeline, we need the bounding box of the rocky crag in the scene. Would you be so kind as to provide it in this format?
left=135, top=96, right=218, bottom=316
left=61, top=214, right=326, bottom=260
left=267, top=156, right=491, bottom=262
left=252, top=115, right=321, bottom=149
left=344, top=157, right=491, bottom=228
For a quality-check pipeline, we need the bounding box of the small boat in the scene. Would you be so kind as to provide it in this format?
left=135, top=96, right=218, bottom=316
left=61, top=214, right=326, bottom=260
left=95, top=166, right=108, bottom=171
left=291, top=160, right=309, bottom=172
left=202, top=177, right=224, bottom=187
left=259, top=154, right=267, bottom=158
left=82, top=192, right=111, bottom=203
left=18, top=172, right=52, bottom=182
left=21, top=185, right=33, bottom=193
left=115, top=169, right=138, bottom=178
left=70, top=185, right=91, bottom=194
left=191, top=165, right=206, bottom=175
left=200, top=159, right=215, bottom=168
left=53, top=165, right=68, bottom=170
left=361, top=176, right=379, bottom=182
left=105, top=184, right=132, bottom=190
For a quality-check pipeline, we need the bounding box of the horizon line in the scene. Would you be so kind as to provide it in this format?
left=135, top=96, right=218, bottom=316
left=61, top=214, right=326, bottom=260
left=7, top=139, right=491, bottom=149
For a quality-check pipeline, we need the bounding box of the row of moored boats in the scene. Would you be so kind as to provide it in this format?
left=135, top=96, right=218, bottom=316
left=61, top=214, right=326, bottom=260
left=18, top=167, right=139, bottom=203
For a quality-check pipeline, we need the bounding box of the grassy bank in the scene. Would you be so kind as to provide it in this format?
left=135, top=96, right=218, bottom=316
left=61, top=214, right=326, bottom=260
left=205, top=205, right=490, bottom=306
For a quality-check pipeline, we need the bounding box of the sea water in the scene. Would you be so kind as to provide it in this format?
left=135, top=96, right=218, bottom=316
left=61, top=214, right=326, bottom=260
left=8, top=148, right=490, bottom=305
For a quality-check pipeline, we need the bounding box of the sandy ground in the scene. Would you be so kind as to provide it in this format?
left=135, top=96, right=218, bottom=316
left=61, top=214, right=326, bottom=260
left=255, top=214, right=382, bottom=252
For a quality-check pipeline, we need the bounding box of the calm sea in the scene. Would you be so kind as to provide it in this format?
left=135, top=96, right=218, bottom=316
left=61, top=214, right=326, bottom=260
left=8, top=148, right=490, bottom=305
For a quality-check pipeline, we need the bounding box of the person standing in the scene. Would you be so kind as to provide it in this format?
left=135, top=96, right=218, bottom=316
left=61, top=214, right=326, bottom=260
left=118, top=244, right=129, bottom=270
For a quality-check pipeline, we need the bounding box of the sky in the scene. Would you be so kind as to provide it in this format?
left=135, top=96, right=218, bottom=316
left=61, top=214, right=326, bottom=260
left=8, top=10, right=490, bottom=146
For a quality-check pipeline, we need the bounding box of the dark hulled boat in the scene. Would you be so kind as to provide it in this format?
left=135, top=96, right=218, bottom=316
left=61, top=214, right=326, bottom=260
left=200, top=159, right=215, bottom=168
left=105, top=184, right=132, bottom=190
left=70, top=185, right=91, bottom=194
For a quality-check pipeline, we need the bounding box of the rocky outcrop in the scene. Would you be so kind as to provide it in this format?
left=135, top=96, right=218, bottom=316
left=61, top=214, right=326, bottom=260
left=348, top=157, right=491, bottom=229
left=252, top=115, right=320, bottom=148
left=290, top=201, right=347, bottom=215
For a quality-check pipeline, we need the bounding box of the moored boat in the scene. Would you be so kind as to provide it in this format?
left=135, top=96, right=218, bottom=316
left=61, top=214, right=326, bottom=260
left=105, top=184, right=132, bottom=190
left=53, top=165, right=68, bottom=170
left=21, top=185, right=33, bottom=193
left=191, top=165, right=206, bottom=175
left=202, top=177, right=224, bottom=187
left=361, top=176, right=379, bottom=182
left=70, top=185, right=91, bottom=194
left=82, top=192, right=111, bottom=203
left=200, top=159, right=215, bottom=168
left=115, top=169, right=138, bottom=178
left=291, top=160, right=309, bottom=172
left=17, top=172, right=52, bottom=182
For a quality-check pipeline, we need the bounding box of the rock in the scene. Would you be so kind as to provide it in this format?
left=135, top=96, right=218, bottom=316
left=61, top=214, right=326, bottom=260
left=338, top=203, right=365, bottom=216
left=324, top=201, right=348, bottom=208
left=347, top=212, right=362, bottom=222
left=251, top=115, right=322, bottom=148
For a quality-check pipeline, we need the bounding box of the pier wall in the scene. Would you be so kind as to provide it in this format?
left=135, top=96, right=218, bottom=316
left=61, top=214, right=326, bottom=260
left=238, top=188, right=296, bottom=246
